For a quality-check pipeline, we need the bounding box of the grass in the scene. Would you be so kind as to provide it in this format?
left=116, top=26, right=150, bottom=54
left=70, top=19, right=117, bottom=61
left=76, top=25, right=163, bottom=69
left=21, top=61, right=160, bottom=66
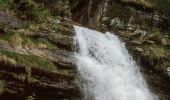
left=0, top=54, right=16, bottom=65
left=141, top=45, right=167, bottom=66
left=20, top=33, right=59, bottom=50
left=0, top=50, right=56, bottom=71
left=9, top=33, right=22, bottom=48
left=0, top=27, right=59, bottom=50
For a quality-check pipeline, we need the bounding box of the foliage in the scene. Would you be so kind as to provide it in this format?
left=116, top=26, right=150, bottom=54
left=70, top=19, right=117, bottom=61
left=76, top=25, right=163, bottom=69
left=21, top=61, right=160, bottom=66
left=0, top=0, right=51, bottom=21
left=27, top=93, right=36, bottom=100
left=35, top=0, right=70, bottom=17
left=18, top=0, right=50, bottom=21
left=141, top=45, right=166, bottom=66
left=0, top=0, right=14, bottom=10
left=146, top=30, right=167, bottom=46
left=8, top=33, right=22, bottom=48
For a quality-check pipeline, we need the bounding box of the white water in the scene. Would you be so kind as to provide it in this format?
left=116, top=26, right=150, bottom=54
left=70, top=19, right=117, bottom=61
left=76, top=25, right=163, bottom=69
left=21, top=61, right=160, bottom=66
left=73, top=26, right=158, bottom=100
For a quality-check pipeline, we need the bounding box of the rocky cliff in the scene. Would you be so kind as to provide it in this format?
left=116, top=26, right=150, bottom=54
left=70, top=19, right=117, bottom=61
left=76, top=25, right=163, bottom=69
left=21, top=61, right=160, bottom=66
left=0, top=0, right=81, bottom=99
left=0, top=0, right=170, bottom=100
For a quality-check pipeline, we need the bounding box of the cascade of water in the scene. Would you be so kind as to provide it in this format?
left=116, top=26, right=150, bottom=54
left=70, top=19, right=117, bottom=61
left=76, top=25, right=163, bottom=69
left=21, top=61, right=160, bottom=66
left=73, top=25, right=158, bottom=100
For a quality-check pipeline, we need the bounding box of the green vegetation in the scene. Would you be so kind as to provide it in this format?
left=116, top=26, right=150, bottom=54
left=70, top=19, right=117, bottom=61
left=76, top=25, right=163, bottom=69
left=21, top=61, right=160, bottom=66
left=146, top=31, right=166, bottom=46
left=18, top=0, right=50, bottom=21
left=140, top=44, right=169, bottom=71
left=142, top=45, right=166, bottom=60
left=0, top=81, right=4, bottom=94
left=0, top=29, right=15, bottom=41
left=0, top=0, right=14, bottom=10
left=153, top=0, right=170, bottom=11
left=0, top=27, right=59, bottom=50
left=0, top=50, right=56, bottom=71
left=27, top=93, right=36, bottom=100
left=0, top=0, right=51, bottom=21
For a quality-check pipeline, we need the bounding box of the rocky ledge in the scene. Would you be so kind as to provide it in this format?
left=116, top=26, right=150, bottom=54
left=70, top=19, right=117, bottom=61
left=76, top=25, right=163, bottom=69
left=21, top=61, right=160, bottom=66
left=0, top=8, right=81, bottom=100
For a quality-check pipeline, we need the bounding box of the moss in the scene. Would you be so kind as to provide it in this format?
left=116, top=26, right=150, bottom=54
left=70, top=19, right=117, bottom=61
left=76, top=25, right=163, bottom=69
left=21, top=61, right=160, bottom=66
left=0, top=50, right=56, bottom=71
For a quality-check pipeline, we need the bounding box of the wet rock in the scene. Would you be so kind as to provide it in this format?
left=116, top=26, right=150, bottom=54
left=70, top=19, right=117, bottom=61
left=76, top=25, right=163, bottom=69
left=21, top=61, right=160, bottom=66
left=102, top=17, right=109, bottom=22
left=143, top=40, right=155, bottom=45
left=132, top=29, right=148, bottom=37
left=135, top=47, right=144, bottom=52
left=130, top=40, right=142, bottom=45
left=48, top=34, right=73, bottom=51
left=167, top=67, right=170, bottom=72
left=127, top=23, right=136, bottom=31
left=110, top=18, right=125, bottom=29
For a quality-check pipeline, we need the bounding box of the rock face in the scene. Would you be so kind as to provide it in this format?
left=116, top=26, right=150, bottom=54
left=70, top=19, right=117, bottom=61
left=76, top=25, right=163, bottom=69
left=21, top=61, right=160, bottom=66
left=0, top=8, right=81, bottom=100
left=0, top=0, right=170, bottom=100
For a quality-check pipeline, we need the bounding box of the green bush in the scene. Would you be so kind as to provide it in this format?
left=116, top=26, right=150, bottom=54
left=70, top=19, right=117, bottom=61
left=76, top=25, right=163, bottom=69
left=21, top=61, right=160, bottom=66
left=18, top=0, right=50, bottom=21
left=0, top=0, right=14, bottom=10
left=27, top=93, right=36, bottom=100
left=142, top=45, right=166, bottom=66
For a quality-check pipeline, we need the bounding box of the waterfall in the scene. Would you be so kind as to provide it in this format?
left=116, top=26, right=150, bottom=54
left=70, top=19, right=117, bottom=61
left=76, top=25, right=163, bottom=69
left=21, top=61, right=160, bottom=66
left=73, top=25, right=158, bottom=100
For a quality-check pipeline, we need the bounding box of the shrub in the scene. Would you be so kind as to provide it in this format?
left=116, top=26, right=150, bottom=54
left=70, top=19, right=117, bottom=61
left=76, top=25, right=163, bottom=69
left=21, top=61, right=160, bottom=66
left=17, top=0, right=50, bottom=21
left=146, top=31, right=166, bottom=45
left=0, top=0, right=14, bottom=10
left=142, top=45, right=166, bottom=66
